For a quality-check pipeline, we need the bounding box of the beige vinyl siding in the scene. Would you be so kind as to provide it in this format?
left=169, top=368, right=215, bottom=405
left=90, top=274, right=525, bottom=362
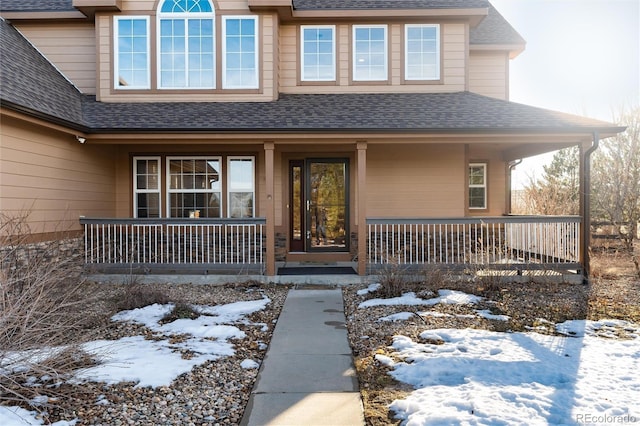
left=366, top=144, right=466, bottom=217
left=469, top=51, right=509, bottom=100
left=0, top=116, right=116, bottom=236
left=15, top=23, right=96, bottom=95
left=280, top=22, right=467, bottom=94
left=468, top=145, right=507, bottom=215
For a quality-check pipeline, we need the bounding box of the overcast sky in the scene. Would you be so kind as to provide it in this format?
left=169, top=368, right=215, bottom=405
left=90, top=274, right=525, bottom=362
left=490, top=0, right=639, bottom=186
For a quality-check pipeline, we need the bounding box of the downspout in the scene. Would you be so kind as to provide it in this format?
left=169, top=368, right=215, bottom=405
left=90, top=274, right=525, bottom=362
left=507, top=159, right=523, bottom=214
left=581, top=131, right=600, bottom=282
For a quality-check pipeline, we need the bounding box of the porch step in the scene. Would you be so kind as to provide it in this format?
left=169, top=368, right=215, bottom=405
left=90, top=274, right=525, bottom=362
left=277, top=266, right=357, bottom=275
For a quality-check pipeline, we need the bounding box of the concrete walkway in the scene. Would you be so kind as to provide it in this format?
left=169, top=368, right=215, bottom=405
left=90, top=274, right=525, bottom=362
left=241, top=288, right=365, bottom=426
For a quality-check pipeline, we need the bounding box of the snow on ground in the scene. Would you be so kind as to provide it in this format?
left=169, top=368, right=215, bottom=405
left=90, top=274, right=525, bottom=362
left=359, top=289, right=482, bottom=308
left=363, top=289, right=640, bottom=425
left=1, top=296, right=270, bottom=426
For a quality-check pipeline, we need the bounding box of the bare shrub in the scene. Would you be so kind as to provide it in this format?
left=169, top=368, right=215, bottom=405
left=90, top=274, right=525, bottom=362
left=160, top=303, right=200, bottom=324
left=114, top=283, right=170, bottom=312
left=419, top=263, right=451, bottom=292
left=374, top=255, right=419, bottom=298
left=1, top=212, right=91, bottom=409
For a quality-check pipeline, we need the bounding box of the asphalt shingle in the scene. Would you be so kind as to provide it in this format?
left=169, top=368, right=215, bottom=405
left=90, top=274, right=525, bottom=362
left=0, top=19, right=84, bottom=129
left=80, top=92, right=616, bottom=133
left=292, top=0, right=488, bottom=10
left=0, top=0, right=76, bottom=12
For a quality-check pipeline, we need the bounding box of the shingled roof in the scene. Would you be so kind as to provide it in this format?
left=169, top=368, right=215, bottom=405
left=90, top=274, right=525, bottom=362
left=0, top=18, right=84, bottom=128
left=291, top=0, right=488, bottom=10
left=0, top=18, right=618, bottom=136
left=0, top=0, right=76, bottom=12
left=81, top=92, right=617, bottom=134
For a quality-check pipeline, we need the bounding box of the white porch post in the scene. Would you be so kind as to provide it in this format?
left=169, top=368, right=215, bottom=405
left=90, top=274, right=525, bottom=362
left=264, top=142, right=276, bottom=276
left=357, top=141, right=367, bottom=275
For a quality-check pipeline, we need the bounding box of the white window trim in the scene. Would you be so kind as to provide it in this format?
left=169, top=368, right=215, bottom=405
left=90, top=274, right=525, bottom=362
left=352, top=24, right=388, bottom=81
left=114, top=16, right=151, bottom=90
left=300, top=25, right=336, bottom=82
left=166, top=156, right=223, bottom=218
left=227, top=156, right=255, bottom=218
left=156, top=4, right=216, bottom=90
left=404, top=24, right=440, bottom=81
left=222, top=15, right=259, bottom=89
left=133, top=156, right=161, bottom=218
left=469, top=163, right=487, bottom=210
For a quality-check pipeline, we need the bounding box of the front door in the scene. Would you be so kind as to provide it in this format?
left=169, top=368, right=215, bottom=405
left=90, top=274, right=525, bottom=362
left=289, top=159, right=349, bottom=252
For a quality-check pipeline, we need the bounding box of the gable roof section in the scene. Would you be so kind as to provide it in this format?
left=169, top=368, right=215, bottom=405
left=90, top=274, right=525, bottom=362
left=0, top=19, right=84, bottom=129
left=470, top=4, right=525, bottom=46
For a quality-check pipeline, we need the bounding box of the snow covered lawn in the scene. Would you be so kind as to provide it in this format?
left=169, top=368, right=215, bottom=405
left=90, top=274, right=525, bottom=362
left=358, top=287, right=640, bottom=425
left=0, top=297, right=271, bottom=426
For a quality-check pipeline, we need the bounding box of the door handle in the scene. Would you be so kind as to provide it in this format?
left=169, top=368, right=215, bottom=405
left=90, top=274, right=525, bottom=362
left=306, top=200, right=310, bottom=211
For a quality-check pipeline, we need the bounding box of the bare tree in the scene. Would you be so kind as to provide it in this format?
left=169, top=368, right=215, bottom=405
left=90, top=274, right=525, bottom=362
left=519, top=146, right=580, bottom=215
left=592, top=107, right=640, bottom=277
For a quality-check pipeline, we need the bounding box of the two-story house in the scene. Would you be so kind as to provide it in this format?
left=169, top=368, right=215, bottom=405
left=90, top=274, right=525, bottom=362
left=0, top=0, right=624, bottom=278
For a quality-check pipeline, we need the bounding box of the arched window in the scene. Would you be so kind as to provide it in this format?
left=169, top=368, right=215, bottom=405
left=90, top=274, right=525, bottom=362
left=158, top=0, right=215, bottom=89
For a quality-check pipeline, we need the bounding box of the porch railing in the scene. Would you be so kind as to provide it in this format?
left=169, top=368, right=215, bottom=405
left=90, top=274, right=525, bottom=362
left=366, top=216, right=581, bottom=271
left=80, top=217, right=265, bottom=273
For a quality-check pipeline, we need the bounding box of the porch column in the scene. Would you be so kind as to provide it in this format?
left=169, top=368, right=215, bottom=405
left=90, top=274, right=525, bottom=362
left=579, top=132, right=600, bottom=280
left=357, top=141, right=367, bottom=275
left=264, top=142, right=276, bottom=276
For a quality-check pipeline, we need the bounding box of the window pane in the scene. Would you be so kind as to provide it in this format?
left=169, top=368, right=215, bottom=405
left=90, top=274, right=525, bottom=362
left=229, top=193, right=253, bottom=218
left=301, top=26, right=335, bottom=81
left=469, top=166, right=485, bottom=185
left=134, top=158, right=160, bottom=218
left=469, top=188, right=486, bottom=209
left=116, top=18, right=149, bottom=89
left=353, top=26, right=387, bottom=81
left=158, top=10, right=214, bottom=89
left=405, top=24, right=440, bottom=80
left=223, top=17, right=257, bottom=89
left=168, top=157, right=222, bottom=217
left=229, top=158, right=254, bottom=190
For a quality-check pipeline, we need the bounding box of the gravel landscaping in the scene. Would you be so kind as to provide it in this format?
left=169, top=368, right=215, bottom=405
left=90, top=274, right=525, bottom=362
left=2, top=251, right=638, bottom=425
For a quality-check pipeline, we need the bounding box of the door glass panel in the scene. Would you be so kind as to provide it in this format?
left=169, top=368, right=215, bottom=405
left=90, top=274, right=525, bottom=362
left=309, top=161, right=347, bottom=250
left=292, top=165, right=302, bottom=241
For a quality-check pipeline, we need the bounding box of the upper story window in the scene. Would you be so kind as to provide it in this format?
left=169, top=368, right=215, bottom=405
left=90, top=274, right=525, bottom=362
left=301, top=25, right=336, bottom=82
left=405, top=24, right=440, bottom=81
left=114, top=16, right=150, bottom=90
left=158, top=0, right=215, bottom=89
left=353, top=25, right=387, bottom=81
left=469, top=163, right=487, bottom=209
left=222, top=16, right=259, bottom=89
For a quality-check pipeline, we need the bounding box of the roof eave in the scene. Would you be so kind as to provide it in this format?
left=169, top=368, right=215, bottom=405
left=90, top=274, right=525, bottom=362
left=470, top=43, right=526, bottom=58
left=82, top=126, right=626, bottom=138
left=1, top=102, right=89, bottom=134
left=248, top=0, right=488, bottom=24
left=0, top=10, right=87, bottom=20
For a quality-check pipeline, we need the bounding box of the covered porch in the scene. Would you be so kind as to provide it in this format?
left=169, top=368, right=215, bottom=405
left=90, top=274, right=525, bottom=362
left=80, top=215, right=582, bottom=277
